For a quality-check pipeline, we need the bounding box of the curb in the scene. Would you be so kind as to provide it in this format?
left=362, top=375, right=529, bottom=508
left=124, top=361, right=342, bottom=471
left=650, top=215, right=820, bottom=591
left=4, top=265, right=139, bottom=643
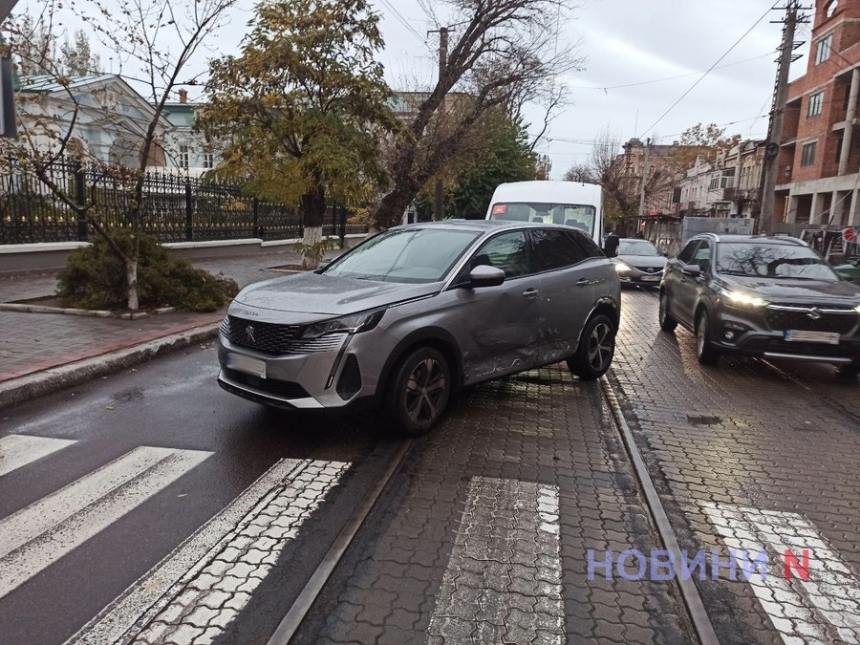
left=0, top=323, right=221, bottom=411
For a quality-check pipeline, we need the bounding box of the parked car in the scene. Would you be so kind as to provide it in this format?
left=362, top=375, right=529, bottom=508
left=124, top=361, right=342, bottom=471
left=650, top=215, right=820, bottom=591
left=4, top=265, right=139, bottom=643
left=613, top=238, right=668, bottom=288
left=659, top=233, right=860, bottom=376
left=217, top=221, right=621, bottom=434
left=834, top=257, right=860, bottom=285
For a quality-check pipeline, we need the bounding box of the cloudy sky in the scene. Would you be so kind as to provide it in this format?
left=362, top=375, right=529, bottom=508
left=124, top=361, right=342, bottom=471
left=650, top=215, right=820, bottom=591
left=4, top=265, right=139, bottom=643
left=15, top=0, right=812, bottom=178
left=367, top=0, right=808, bottom=178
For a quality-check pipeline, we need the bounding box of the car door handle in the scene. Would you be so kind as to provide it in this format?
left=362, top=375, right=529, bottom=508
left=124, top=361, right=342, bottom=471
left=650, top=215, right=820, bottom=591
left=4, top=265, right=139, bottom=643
left=522, top=288, right=539, bottom=299
left=576, top=279, right=591, bottom=287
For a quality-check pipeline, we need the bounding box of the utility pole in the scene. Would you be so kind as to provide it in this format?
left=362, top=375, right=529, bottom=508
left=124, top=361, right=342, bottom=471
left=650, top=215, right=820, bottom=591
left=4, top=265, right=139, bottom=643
left=430, top=27, right=448, bottom=222
left=637, top=138, right=651, bottom=229
left=759, top=1, right=810, bottom=233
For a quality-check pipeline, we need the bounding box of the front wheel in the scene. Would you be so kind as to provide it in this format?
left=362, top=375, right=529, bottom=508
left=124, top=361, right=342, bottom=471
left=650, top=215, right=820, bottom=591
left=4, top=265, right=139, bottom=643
left=385, top=346, right=451, bottom=436
left=659, top=291, right=678, bottom=332
left=695, top=310, right=721, bottom=366
left=568, top=314, right=617, bottom=380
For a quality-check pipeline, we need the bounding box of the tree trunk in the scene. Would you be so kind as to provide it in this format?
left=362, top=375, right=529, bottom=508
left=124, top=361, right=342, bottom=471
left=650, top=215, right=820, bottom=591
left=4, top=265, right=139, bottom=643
left=374, top=184, right=419, bottom=230
left=301, top=185, right=327, bottom=271
left=126, top=258, right=139, bottom=311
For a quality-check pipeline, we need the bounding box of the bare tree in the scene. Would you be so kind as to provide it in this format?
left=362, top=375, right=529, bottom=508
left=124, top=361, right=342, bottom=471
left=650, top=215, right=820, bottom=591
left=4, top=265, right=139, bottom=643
left=563, top=163, right=594, bottom=183
left=373, top=0, right=582, bottom=229
left=2, top=0, right=239, bottom=310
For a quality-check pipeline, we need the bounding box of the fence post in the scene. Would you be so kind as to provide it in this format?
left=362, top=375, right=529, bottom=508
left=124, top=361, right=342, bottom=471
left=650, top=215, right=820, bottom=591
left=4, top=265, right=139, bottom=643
left=253, top=197, right=260, bottom=238
left=74, top=160, right=87, bottom=241
left=185, top=178, right=193, bottom=241
left=338, top=204, right=346, bottom=249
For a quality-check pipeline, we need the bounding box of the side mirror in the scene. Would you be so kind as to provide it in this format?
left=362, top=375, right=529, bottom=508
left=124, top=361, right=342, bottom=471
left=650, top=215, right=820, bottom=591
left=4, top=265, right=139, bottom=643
left=682, top=264, right=702, bottom=278
left=469, top=265, right=506, bottom=288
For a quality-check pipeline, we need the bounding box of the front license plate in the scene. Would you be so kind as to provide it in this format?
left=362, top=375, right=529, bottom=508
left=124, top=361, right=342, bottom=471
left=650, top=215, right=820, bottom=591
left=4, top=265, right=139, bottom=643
left=784, top=330, right=840, bottom=344
left=226, top=352, right=267, bottom=378
left=640, top=275, right=660, bottom=282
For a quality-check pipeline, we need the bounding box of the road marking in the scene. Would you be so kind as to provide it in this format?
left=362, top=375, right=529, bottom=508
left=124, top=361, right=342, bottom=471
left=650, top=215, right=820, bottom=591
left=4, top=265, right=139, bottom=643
left=427, top=476, right=564, bottom=645
left=0, top=434, right=76, bottom=477
left=703, top=503, right=860, bottom=644
left=0, top=446, right=212, bottom=600
left=67, top=459, right=349, bottom=645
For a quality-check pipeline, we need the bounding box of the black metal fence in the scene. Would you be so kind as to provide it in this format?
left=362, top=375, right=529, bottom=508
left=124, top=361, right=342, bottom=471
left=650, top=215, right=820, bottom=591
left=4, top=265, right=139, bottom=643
left=0, top=158, right=367, bottom=244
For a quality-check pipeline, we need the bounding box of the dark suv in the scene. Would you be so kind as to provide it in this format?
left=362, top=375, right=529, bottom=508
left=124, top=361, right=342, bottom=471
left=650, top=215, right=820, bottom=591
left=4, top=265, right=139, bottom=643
left=659, top=233, right=860, bottom=376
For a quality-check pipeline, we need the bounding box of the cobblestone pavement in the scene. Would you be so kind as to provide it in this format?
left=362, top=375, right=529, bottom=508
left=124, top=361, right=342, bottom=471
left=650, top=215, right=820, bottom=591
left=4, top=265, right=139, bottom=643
left=612, top=289, right=860, bottom=645
left=292, top=367, right=693, bottom=645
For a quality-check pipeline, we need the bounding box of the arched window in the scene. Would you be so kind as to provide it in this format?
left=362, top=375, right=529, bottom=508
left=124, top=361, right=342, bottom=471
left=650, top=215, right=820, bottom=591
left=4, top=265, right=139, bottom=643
left=826, top=0, right=838, bottom=19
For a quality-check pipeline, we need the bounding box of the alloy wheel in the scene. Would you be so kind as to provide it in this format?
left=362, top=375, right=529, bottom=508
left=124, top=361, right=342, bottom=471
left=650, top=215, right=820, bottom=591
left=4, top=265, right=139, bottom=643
left=587, top=322, right=615, bottom=372
left=404, top=358, right=447, bottom=425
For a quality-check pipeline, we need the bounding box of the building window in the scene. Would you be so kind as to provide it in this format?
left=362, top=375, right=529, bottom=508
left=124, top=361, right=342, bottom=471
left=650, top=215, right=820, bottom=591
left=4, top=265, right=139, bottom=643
left=203, top=151, right=214, bottom=169
left=835, top=136, right=843, bottom=164
left=179, top=144, right=190, bottom=169
left=816, top=34, right=833, bottom=65
left=826, top=0, right=838, bottom=19
left=808, top=91, right=824, bottom=117
left=801, top=141, right=817, bottom=166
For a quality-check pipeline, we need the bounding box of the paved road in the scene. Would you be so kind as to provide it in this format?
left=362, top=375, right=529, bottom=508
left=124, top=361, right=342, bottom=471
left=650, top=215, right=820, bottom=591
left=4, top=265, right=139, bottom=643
left=0, top=334, right=691, bottom=644
left=5, top=288, right=860, bottom=645
left=614, top=288, right=860, bottom=645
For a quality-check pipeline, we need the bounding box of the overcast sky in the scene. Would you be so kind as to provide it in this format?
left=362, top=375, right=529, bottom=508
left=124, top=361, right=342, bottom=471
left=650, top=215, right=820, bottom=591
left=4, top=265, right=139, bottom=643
left=15, top=0, right=812, bottom=178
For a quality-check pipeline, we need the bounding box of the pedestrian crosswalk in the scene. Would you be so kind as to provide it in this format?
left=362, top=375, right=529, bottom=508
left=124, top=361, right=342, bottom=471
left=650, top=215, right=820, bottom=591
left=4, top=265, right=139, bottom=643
left=0, top=445, right=213, bottom=600
left=0, top=433, right=77, bottom=477
left=0, top=433, right=350, bottom=645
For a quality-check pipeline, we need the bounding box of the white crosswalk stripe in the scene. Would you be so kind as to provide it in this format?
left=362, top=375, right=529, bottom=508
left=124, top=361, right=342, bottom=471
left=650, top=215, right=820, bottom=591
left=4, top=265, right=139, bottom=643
left=428, top=476, right=565, bottom=645
left=0, top=434, right=77, bottom=477
left=703, top=502, right=860, bottom=644
left=0, top=446, right=212, bottom=600
left=67, top=458, right=349, bottom=645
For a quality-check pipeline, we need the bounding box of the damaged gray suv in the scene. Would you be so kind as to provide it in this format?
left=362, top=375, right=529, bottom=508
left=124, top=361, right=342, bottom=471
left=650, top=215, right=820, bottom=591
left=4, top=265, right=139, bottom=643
left=217, top=220, right=620, bottom=434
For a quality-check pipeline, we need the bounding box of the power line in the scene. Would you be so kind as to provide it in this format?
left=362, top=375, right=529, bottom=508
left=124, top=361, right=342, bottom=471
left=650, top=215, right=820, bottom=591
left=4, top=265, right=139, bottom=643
left=640, top=5, right=774, bottom=138
left=571, top=53, right=773, bottom=93
left=377, top=0, right=426, bottom=42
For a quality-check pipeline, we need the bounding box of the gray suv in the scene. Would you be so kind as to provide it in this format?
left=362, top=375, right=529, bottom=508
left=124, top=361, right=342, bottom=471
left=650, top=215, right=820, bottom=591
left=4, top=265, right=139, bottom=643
left=660, top=233, right=860, bottom=375
left=217, top=220, right=621, bottom=434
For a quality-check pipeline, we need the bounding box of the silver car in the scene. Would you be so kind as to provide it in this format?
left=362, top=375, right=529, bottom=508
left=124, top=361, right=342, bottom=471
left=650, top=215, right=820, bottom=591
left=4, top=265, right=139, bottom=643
left=217, top=221, right=621, bottom=434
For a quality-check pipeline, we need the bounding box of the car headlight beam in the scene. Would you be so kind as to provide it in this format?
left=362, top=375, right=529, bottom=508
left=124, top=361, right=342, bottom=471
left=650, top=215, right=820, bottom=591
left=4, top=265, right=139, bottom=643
left=614, top=262, right=631, bottom=273
left=300, top=309, right=386, bottom=339
left=719, top=287, right=767, bottom=308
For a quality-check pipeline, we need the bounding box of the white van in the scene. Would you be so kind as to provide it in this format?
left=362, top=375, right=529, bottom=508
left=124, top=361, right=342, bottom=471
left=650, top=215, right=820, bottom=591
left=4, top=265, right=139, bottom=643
left=485, top=181, right=604, bottom=244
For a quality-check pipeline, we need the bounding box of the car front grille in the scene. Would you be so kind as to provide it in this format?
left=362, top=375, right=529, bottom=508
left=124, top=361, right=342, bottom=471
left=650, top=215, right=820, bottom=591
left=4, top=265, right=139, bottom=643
left=222, top=368, right=310, bottom=399
left=635, top=266, right=663, bottom=274
left=222, top=316, right=303, bottom=354
left=765, top=306, right=858, bottom=335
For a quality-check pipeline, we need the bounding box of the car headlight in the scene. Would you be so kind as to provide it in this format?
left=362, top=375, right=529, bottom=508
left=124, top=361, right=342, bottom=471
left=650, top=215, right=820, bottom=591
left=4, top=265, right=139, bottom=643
left=718, top=287, right=767, bottom=308
left=300, top=309, right=386, bottom=339
left=615, top=262, right=632, bottom=273
left=855, top=304, right=860, bottom=314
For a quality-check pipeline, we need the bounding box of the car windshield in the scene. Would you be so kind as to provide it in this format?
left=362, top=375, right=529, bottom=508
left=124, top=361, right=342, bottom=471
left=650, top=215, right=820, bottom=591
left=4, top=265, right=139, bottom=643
left=489, top=202, right=596, bottom=234
left=618, top=240, right=660, bottom=256
left=716, top=242, right=839, bottom=281
left=323, top=228, right=482, bottom=283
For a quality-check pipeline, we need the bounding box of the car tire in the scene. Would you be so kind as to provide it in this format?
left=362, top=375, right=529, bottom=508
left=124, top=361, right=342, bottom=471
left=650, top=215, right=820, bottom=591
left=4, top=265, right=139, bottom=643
left=385, top=346, right=451, bottom=436
left=568, top=314, right=616, bottom=381
left=695, top=310, right=721, bottom=366
left=837, top=362, right=860, bottom=379
left=659, top=291, right=678, bottom=332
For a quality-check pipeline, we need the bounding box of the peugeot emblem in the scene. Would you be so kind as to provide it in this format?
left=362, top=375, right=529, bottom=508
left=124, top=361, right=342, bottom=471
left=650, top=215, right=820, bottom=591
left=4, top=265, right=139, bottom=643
left=807, top=308, right=822, bottom=321
left=246, top=325, right=256, bottom=343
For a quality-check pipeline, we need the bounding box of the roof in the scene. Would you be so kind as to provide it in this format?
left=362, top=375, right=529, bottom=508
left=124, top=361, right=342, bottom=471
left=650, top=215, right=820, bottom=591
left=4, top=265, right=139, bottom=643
left=694, top=233, right=806, bottom=246
left=18, top=74, right=118, bottom=93
left=397, top=220, right=575, bottom=233
left=489, top=181, right=602, bottom=205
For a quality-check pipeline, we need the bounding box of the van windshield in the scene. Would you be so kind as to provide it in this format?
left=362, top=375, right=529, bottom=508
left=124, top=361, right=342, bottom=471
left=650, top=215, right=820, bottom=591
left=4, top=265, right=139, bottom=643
left=489, top=202, right=596, bottom=234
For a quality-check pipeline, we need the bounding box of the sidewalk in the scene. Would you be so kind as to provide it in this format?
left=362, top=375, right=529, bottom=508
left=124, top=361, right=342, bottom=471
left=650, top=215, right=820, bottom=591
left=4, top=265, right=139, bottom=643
left=0, top=250, right=320, bottom=385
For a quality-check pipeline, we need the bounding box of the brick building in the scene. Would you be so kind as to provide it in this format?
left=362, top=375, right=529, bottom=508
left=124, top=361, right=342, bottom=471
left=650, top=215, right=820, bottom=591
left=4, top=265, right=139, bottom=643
left=776, top=0, right=860, bottom=227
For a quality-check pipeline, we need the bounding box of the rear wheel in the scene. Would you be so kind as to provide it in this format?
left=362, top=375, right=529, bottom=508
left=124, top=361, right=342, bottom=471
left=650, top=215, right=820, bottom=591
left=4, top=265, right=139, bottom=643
left=695, top=310, right=721, bottom=366
left=385, top=346, right=451, bottom=436
left=568, top=314, right=616, bottom=380
left=658, top=291, right=678, bottom=332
